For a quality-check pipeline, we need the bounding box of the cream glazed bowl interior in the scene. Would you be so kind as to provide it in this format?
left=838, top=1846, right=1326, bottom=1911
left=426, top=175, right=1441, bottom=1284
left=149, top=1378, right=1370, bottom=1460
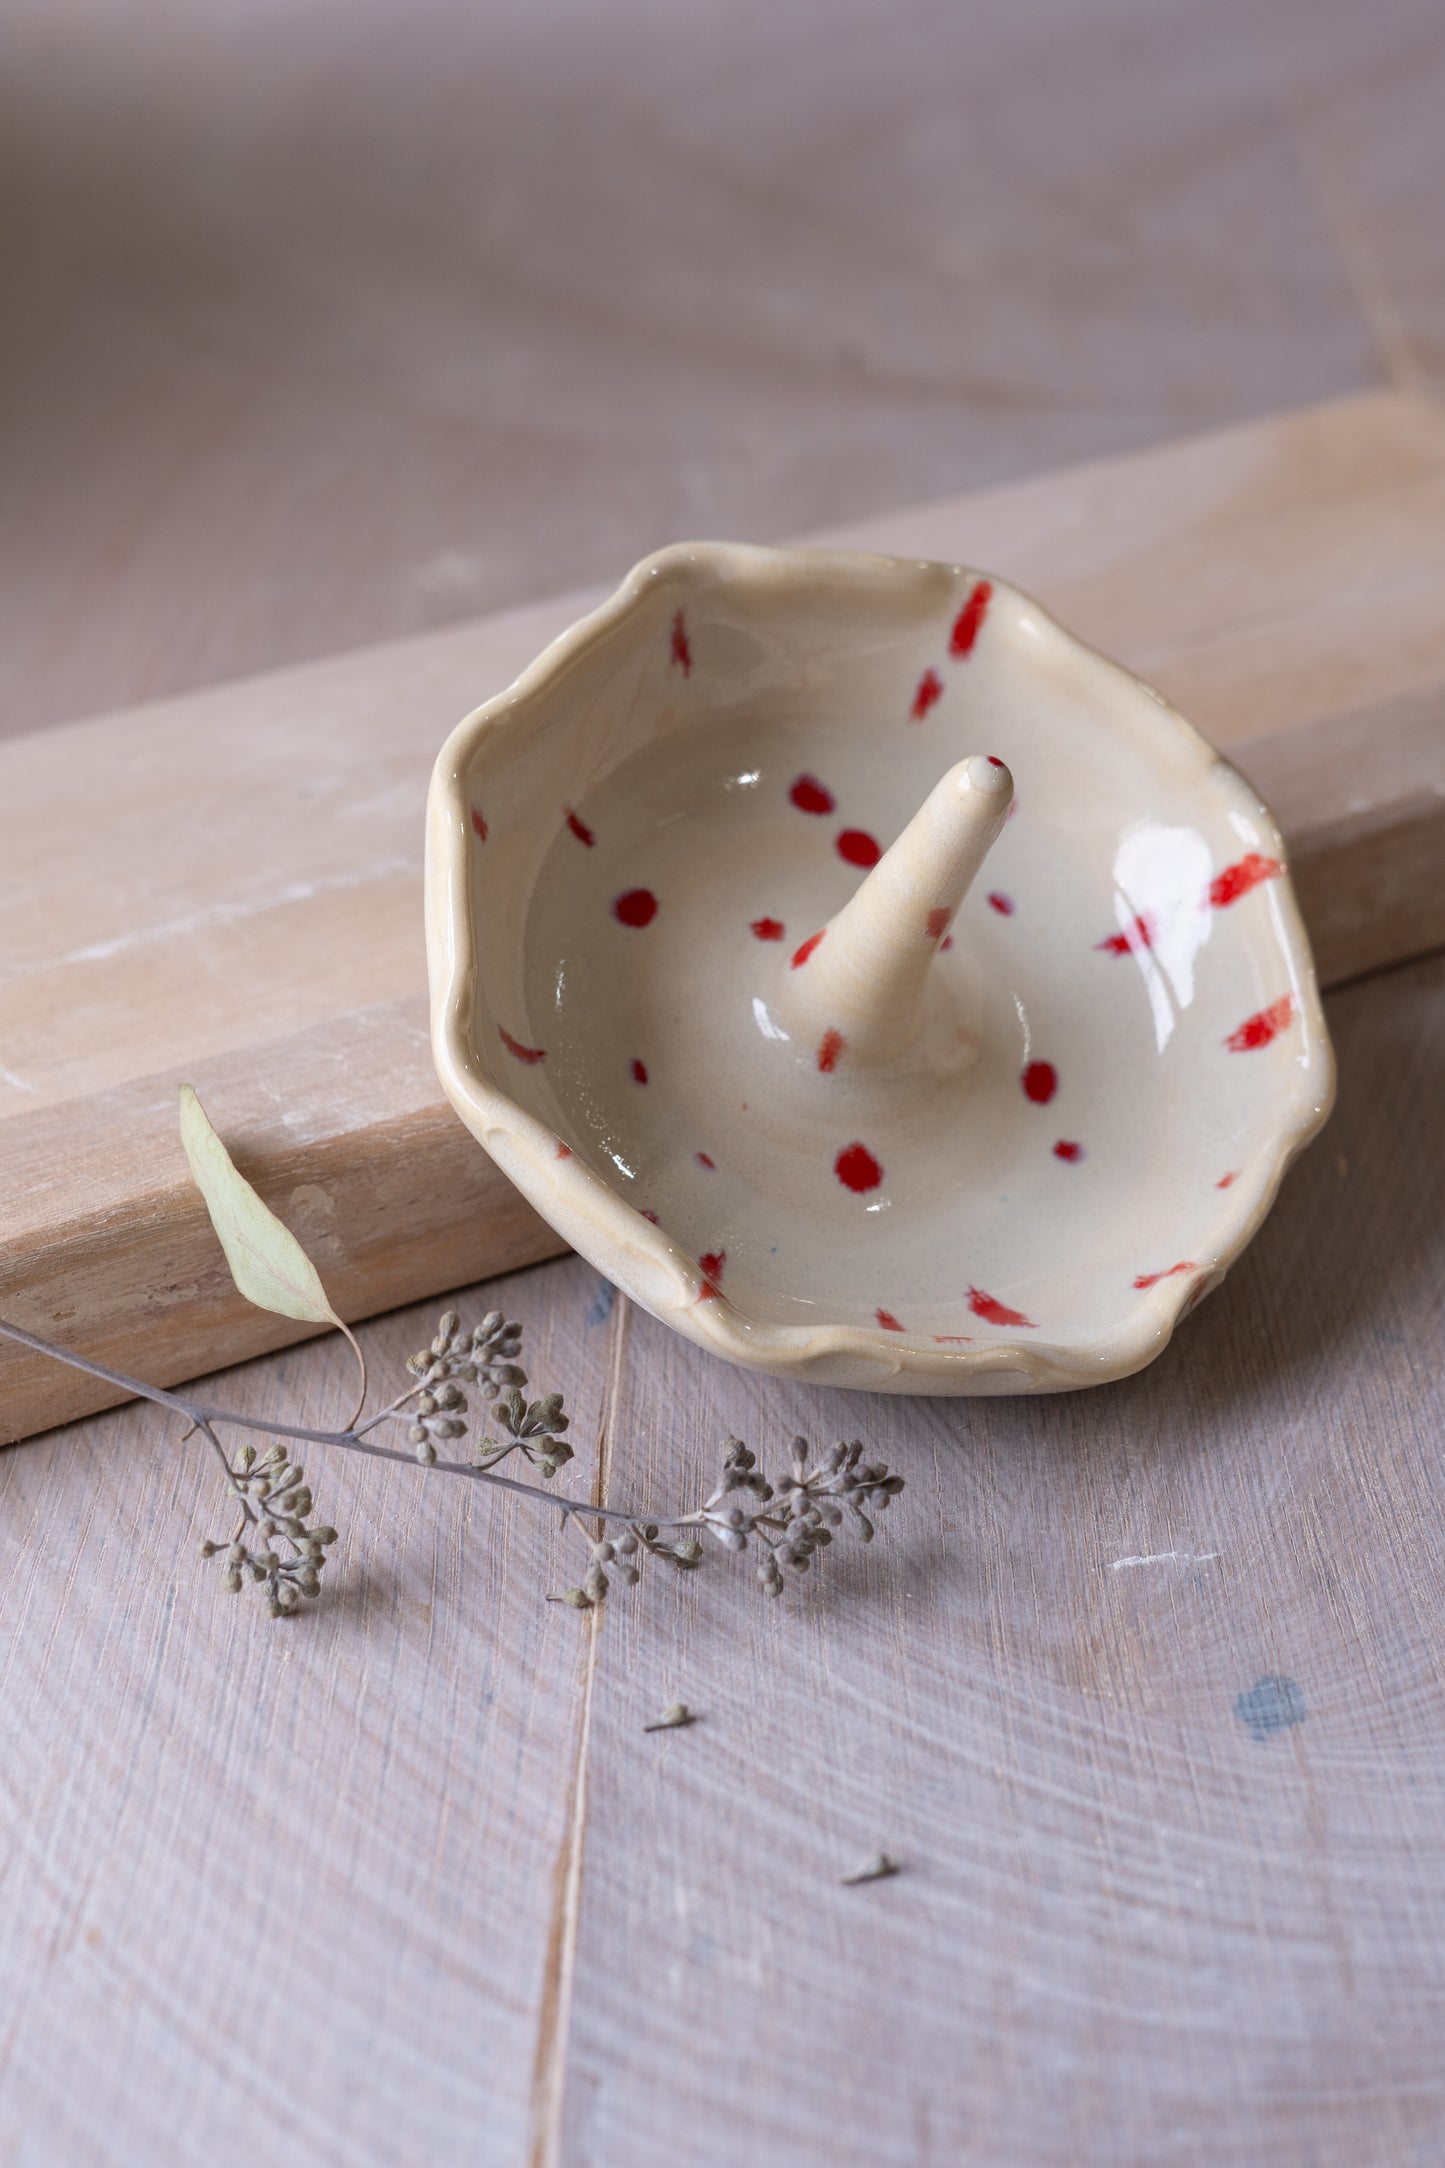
left=425, top=543, right=1334, bottom=1395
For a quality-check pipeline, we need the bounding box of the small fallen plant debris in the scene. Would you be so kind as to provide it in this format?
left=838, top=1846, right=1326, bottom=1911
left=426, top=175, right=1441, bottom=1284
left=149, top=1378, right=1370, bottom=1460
left=838, top=1852, right=900, bottom=1885
left=0, top=1087, right=907, bottom=1623
left=642, top=1703, right=696, bottom=1732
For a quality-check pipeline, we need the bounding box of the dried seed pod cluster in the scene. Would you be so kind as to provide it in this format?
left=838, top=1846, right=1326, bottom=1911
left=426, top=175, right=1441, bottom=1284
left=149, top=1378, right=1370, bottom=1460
left=550, top=1431, right=905, bottom=1610
left=199, top=1440, right=339, bottom=1617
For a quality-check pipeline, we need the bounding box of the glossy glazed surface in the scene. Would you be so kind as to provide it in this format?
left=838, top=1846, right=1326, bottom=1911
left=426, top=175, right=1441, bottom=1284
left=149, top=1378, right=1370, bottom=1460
left=427, top=545, right=1333, bottom=1392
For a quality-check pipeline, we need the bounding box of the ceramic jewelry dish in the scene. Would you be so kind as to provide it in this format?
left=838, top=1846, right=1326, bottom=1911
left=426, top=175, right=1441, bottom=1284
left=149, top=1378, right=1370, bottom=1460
left=425, top=544, right=1333, bottom=1395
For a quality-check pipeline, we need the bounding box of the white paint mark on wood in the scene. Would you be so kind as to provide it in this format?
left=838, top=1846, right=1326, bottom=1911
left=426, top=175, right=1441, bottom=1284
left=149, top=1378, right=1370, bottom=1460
left=1110, top=1551, right=1221, bottom=1570
left=0, top=860, right=420, bottom=982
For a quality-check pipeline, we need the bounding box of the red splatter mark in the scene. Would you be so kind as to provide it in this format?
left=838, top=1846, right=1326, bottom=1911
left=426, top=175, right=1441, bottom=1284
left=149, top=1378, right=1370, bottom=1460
left=614, top=887, right=658, bottom=928
left=791, top=929, right=826, bottom=969
left=1134, top=1261, right=1196, bottom=1291
left=911, top=668, right=943, bottom=720
left=835, top=1142, right=883, bottom=1193
left=875, top=1308, right=905, bottom=1332
left=698, top=1250, right=725, bottom=1297
left=1225, top=994, right=1295, bottom=1052
left=986, top=754, right=1006, bottom=768
left=470, top=807, right=489, bottom=842
left=933, top=1334, right=975, bottom=1344
left=564, top=807, right=595, bottom=847
left=941, top=935, right=954, bottom=951
left=670, top=608, right=692, bottom=677
left=837, top=828, right=882, bottom=868
left=1217, top=1171, right=1239, bottom=1189
left=987, top=891, right=1014, bottom=916
left=1210, top=853, right=1283, bottom=908
left=1096, top=913, right=1155, bottom=956
left=817, top=1028, right=846, bottom=1073
left=1022, top=1060, right=1057, bottom=1105
left=790, top=774, right=834, bottom=816
left=499, top=1026, right=546, bottom=1064
left=555, top=1142, right=572, bottom=1160
left=631, top=1059, right=648, bottom=1085
left=696, top=1151, right=715, bottom=1169
left=967, top=1287, right=1035, bottom=1329
left=751, top=916, right=784, bottom=941
left=640, top=1208, right=660, bottom=1224
left=1053, top=1140, right=1083, bottom=1163
left=949, top=580, right=993, bottom=658
left=926, top=906, right=951, bottom=942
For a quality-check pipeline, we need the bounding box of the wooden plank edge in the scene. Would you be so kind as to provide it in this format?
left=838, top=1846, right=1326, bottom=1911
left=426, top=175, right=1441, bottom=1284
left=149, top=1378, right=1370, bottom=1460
left=1238, top=682, right=1445, bottom=988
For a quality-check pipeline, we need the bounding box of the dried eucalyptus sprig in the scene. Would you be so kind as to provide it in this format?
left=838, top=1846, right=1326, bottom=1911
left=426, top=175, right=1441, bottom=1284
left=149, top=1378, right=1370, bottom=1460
left=550, top=1433, right=904, bottom=1609
left=0, top=1086, right=906, bottom=1623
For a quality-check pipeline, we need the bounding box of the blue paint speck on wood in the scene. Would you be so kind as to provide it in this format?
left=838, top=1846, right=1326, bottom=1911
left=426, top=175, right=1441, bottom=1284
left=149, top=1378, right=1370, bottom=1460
left=587, top=1279, right=616, bottom=1326
left=1235, top=1675, right=1306, bottom=1741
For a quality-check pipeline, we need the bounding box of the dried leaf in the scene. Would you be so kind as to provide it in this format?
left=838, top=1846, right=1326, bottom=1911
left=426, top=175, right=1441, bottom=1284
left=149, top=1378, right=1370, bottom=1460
left=180, top=1085, right=339, bottom=1323
left=179, top=1083, right=365, bottom=1421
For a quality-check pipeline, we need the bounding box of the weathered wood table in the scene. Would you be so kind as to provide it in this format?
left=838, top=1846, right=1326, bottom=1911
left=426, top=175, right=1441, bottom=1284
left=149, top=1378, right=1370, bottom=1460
left=2, top=4, right=1443, bottom=2162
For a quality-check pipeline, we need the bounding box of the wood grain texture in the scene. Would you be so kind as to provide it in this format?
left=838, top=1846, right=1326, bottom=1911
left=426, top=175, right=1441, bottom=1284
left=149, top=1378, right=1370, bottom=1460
left=3, top=952, right=1441, bottom=2167
left=4, top=391, right=1444, bottom=1442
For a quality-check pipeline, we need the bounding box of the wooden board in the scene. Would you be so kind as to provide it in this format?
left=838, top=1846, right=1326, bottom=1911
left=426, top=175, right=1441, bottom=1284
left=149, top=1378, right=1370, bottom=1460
left=3, top=946, right=1442, bottom=2165
left=3, top=389, right=1444, bottom=1442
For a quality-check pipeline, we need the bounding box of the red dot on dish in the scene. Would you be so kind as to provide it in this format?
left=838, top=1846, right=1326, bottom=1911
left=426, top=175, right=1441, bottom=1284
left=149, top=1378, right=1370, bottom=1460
left=1217, top=1170, right=1239, bottom=1189
left=631, top=1059, right=648, bottom=1085
left=1022, top=1060, right=1057, bottom=1105
left=1053, top=1140, right=1083, bottom=1163
left=1209, top=852, right=1283, bottom=908
left=875, top=1308, right=905, bottom=1332
left=941, top=935, right=954, bottom=951
left=1225, top=994, right=1295, bottom=1051
left=614, top=887, right=658, bottom=928
left=926, top=906, right=950, bottom=942
left=790, top=774, right=835, bottom=816
left=1096, top=913, right=1154, bottom=957
left=751, top=916, right=784, bottom=941
left=640, top=1208, right=660, bottom=1224
left=791, top=929, right=825, bottom=969
left=933, top=1333, right=975, bottom=1344
left=1134, top=1260, right=1196, bottom=1291
left=698, top=1249, right=725, bottom=1296
left=564, top=807, right=594, bottom=847
left=817, top=1028, right=845, bottom=1073
left=949, top=581, right=993, bottom=658
left=986, top=753, right=1005, bottom=768
left=470, top=807, right=489, bottom=842
left=835, top=1142, right=883, bottom=1193
left=987, top=891, right=1013, bottom=916
left=967, top=1286, right=1035, bottom=1329
left=696, top=1151, right=715, bottom=1169
left=837, top=828, right=882, bottom=869
left=498, top=1026, right=546, bottom=1064
left=555, top=1141, right=572, bottom=1160
left=911, top=669, right=943, bottom=721
left=670, top=608, right=692, bottom=677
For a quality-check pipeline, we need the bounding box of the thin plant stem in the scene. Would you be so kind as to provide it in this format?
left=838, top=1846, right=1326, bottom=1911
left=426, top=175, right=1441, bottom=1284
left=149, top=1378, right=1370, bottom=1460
left=0, top=1314, right=696, bottom=1531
